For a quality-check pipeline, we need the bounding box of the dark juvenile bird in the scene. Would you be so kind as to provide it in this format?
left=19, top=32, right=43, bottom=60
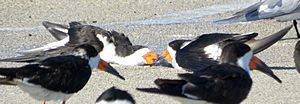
left=96, top=87, right=135, bottom=104
left=0, top=44, right=125, bottom=104
left=137, top=42, right=259, bottom=104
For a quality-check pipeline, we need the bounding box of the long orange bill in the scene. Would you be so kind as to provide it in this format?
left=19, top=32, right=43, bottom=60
left=143, top=51, right=158, bottom=65
left=249, top=56, right=282, bottom=83
left=97, top=59, right=125, bottom=80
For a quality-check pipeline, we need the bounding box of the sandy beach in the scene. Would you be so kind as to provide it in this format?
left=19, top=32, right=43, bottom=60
left=0, top=0, right=299, bottom=104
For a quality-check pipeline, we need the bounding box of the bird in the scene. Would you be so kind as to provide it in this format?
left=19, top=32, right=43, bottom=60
left=214, top=0, right=300, bottom=38
left=15, top=21, right=158, bottom=66
left=294, top=40, right=300, bottom=74
left=157, top=25, right=293, bottom=83
left=160, top=25, right=291, bottom=69
left=95, top=87, right=135, bottom=104
left=137, top=42, right=260, bottom=104
left=0, top=21, right=158, bottom=66
left=0, top=44, right=125, bottom=104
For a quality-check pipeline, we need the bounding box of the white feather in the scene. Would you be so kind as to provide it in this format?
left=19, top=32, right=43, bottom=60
left=167, top=46, right=182, bottom=69
left=15, top=78, right=73, bottom=102
left=203, top=44, right=222, bottom=60
left=96, top=100, right=133, bottom=104
left=182, top=84, right=199, bottom=100
left=97, top=34, right=150, bottom=66
left=237, top=51, right=252, bottom=74
left=18, top=37, right=69, bottom=54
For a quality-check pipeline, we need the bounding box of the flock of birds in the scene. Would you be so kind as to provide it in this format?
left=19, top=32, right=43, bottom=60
left=1, top=0, right=300, bottom=104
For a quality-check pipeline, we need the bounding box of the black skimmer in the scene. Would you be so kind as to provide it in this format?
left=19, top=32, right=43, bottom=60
left=15, top=21, right=158, bottom=66
left=0, top=44, right=125, bottom=104
left=158, top=25, right=293, bottom=83
left=96, top=87, right=135, bottom=104
left=214, top=0, right=300, bottom=38
left=137, top=42, right=257, bottom=104
left=294, top=40, right=300, bottom=74
left=0, top=22, right=105, bottom=65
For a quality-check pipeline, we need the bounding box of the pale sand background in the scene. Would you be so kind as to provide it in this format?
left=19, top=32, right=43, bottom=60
left=0, top=0, right=299, bottom=104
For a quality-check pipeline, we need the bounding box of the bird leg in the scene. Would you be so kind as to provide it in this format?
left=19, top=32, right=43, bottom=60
left=293, top=20, right=300, bottom=38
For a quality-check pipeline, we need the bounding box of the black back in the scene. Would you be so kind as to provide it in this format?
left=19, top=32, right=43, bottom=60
left=168, top=39, right=191, bottom=51
left=96, top=87, right=135, bottom=104
left=178, top=64, right=252, bottom=104
left=67, top=22, right=107, bottom=52
left=174, top=33, right=236, bottom=71
left=0, top=44, right=98, bottom=93
left=109, top=30, right=146, bottom=57
left=174, top=33, right=256, bottom=71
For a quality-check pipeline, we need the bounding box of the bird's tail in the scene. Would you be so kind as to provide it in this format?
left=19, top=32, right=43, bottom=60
left=0, top=67, right=19, bottom=77
left=0, top=67, right=20, bottom=85
left=0, top=78, right=16, bottom=85
left=136, top=79, right=186, bottom=97
left=0, top=56, right=40, bottom=63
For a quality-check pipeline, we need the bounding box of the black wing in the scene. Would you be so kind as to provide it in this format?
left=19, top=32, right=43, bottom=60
left=21, top=55, right=91, bottom=93
left=42, top=21, right=69, bottom=40
left=175, top=33, right=235, bottom=71
left=178, top=64, right=252, bottom=104
left=176, top=33, right=258, bottom=71
left=0, top=46, right=75, bottom=62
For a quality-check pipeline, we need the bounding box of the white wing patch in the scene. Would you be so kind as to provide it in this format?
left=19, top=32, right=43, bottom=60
left=96, top=100, right=133, bottom=104
left=18, top=37, right=70, bottom=54
left=203, top=44, right=222, bottom=60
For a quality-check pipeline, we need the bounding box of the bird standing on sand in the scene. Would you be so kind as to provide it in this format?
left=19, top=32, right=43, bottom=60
left=0, top=44, right=125, bottom=104
left=158, top=26, right=294, bottom=83
left=138, top=42, right=261, bottom=104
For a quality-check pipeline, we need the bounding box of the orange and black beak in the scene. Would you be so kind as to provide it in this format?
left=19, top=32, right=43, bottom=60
left=150, top=50, right=173, bottom=67
left=97, top=59, right=125, bottom=80
left=249, top=56, right=282, bottom=83
left=161, top=50, right=172, bottom=62
left=143, top=51, right=158, bottom=65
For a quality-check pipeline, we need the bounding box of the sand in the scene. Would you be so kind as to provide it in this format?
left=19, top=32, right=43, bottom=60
left=0, top=0, right=299, bottom=104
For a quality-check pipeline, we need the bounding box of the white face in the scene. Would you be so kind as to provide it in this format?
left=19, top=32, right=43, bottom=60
left=167, top=46, right=181, bottom=69
left=237, top=51, right=253, bottom=75
left=96, top=34, right=152, bottom=65
left=96, top=100, right=133, bottom=104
